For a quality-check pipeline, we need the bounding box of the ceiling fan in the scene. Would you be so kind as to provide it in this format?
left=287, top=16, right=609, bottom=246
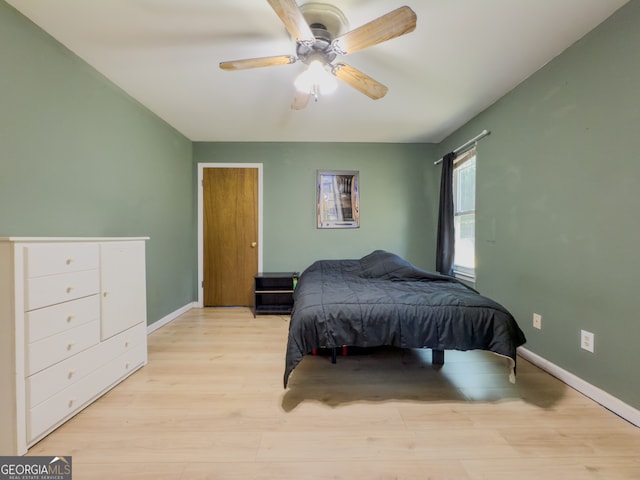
left=219, top=0, right=417, bottom=110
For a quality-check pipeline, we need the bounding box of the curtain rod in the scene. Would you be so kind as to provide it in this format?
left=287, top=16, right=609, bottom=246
left=433, top=129, right=491, bottom=165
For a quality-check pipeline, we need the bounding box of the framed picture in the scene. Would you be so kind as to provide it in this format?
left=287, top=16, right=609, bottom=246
left=317, top=170, right=360, bottom=228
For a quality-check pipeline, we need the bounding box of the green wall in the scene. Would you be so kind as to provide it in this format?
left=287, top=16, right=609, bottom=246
left=0, top=1, right=197, bottom=324
left=438, top=0, right=640, bottom=409
left=194, top=142, right=438, bottom=274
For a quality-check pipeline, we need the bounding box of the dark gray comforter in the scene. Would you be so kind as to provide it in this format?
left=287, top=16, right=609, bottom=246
left=284, top=250, right=526, bottom=387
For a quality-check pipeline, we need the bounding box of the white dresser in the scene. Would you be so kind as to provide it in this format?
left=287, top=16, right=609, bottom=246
left=0, top=237, right=148, bottom=455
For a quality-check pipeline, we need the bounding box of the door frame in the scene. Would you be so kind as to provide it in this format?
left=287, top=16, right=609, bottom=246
left=197, top=163, right=263, bottom=307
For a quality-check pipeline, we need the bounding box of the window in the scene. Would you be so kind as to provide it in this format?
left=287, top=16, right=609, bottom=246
left=453, top=149, right=476, bottom=279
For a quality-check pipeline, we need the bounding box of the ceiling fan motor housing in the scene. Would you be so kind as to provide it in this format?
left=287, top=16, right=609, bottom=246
left=297, top=2, right=349, bottom=65
left=296, top=25, right=336, bottom=65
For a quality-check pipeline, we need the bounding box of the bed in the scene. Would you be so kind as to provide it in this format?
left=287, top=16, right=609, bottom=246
left=284, top=250, right=526, bottom=387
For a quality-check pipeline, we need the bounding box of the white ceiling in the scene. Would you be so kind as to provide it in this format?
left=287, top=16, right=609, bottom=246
left=7, top=0, right=629, bottom=143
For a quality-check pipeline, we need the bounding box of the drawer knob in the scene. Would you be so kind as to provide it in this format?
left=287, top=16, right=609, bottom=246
left=67, top=342, right=75, bottom=351
left=68, top=398, right=76, bottom=408
left=103, top=291, right=109, bottom=297
left=67, top=315, right=74, bottom=323
left=66, top=258, right=73, bottom=265
left=66, top=286, right=73, bottom=293
left=68, top=370, right=76, bottom=379
left=125, top=362, right=130, bottom=369
left=124, top=341, right=130, bottom=348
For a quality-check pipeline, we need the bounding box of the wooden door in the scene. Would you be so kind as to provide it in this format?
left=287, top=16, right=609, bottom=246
left=203, top=167, right=258, bottom=307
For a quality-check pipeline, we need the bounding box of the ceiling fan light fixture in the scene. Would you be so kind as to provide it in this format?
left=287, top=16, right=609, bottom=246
left=294, top=60, right=338, bottom=98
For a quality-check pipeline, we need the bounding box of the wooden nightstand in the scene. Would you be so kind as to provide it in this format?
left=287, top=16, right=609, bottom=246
left=253, top=272, right=298, bottom=316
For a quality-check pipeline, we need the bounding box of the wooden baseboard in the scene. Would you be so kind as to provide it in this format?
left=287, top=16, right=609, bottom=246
left=518, top=346, right=640, bottom=427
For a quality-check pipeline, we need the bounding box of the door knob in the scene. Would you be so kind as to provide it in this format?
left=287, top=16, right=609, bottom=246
left=251, top=242, right=257, bottom=248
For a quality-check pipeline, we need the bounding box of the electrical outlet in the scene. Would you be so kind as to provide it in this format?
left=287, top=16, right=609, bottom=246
left=533, top=313, right=542, bottom=330
left=581, top=330, right=595, bottom=352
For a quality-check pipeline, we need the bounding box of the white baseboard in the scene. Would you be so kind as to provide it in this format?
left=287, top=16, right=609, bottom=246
left=518, top=347, right=640, bottom=427
left=146, top=302, right=197, bottom=335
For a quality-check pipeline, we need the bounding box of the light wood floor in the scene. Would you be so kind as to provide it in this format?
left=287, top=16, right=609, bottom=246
left=27, top=307, right=640, bottom=479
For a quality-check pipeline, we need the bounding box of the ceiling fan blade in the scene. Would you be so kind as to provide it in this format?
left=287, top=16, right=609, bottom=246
left=331, top=6, right=417, bottom=55
left=291, top=90, right=312, bottom=110
left=219, top=55, right=296, bottom=71
left=266, top=0, right=315, bottom=44
left=331, top=63, right=388, bottom=100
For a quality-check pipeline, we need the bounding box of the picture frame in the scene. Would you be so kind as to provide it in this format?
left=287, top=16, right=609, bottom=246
left=316, top=170, right=360, bottom=228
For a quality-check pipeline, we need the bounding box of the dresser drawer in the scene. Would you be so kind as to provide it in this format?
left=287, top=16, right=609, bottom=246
left=28, top=344, right=146, bottom=442
left=26, top=322, right=147, bottom=408
left=26, top=269, right=99, bottom=311
left=25, top=242, right=99, bottom=278
left=27, top=320, right=100, bottom=376
left=26, top=295, right=99, bottom=344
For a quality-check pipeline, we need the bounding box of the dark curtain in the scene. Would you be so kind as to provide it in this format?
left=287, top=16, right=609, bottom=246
left=436, top=152, right=456, bottom=276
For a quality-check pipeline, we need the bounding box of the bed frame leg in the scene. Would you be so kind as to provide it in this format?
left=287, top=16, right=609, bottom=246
left=331, top=348, right=337, bottom=364
left=432, top=349, right=444, bottom=365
